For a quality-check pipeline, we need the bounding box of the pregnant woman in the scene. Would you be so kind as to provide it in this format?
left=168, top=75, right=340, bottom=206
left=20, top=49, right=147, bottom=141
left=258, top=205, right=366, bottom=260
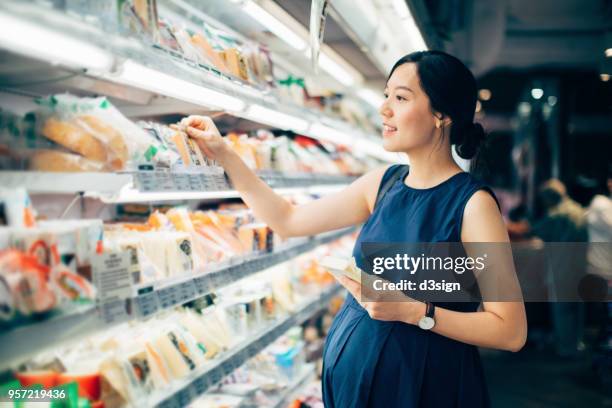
left=183, top=50, right=527, bottom=407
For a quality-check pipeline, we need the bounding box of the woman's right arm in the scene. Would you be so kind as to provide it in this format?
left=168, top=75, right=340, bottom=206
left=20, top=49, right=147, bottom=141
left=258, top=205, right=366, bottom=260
left=184, top=116, right=388, bottom=238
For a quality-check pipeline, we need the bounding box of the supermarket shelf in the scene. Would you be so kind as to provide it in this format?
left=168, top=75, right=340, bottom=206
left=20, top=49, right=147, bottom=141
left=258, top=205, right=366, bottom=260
left=0, top=1, right=394, bottom=162
left=0, top=171, right=132, bottom=194
left=0, top=170, right=356, bottom=202
left=149, top=284, right=343, bottom=408
left=0, top=228, right=354, bottom=369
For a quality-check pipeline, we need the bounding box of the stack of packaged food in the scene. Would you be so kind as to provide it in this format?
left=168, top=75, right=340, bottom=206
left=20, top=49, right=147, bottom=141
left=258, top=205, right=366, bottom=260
left=4, top=251, right=341, bottom=408
left=105, top=205, right=280, bottom=283
left=0, top=188, right=100, bottom=326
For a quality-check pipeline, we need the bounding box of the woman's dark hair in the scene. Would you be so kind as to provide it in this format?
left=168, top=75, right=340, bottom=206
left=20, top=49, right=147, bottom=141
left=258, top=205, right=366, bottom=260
left=388, top=50, right=485, bottom=159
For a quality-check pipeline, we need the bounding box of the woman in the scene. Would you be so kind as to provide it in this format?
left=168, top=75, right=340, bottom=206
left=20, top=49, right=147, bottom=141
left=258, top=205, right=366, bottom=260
left=184, top=50, right=527, bottom=407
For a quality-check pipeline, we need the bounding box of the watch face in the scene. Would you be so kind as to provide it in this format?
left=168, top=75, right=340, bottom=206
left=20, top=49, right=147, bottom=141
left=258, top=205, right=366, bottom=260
left=418, top=316, right=435, bottom=330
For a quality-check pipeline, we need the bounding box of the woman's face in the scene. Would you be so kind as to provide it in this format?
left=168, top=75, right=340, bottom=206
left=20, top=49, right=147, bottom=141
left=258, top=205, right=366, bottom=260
left=379, top=63, right=438, bottom=153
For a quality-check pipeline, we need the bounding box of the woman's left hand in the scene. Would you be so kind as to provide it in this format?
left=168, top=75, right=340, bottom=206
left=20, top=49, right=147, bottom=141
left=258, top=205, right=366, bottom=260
left=337, top=275, right=426, bottom=324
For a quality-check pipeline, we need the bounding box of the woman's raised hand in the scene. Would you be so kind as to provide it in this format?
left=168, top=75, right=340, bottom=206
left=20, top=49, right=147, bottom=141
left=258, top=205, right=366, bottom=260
left=180, top=115, right=231, bottom=161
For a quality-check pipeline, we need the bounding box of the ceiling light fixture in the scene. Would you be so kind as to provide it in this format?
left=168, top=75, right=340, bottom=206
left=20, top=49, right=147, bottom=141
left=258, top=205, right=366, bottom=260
left=531, top=88, right=544, bottom=100
left=478, top=89, right=492, bottom=101
left=389, top=0, right=427, bottom=50
left=601, top=73, right=610, bottom=82
left=605, top=48, right=612, bottom=58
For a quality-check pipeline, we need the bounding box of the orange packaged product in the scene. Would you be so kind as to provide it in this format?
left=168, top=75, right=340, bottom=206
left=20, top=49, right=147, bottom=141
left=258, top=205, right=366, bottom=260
left=190, top=34, right=229, bottom=73
left=16, top=370, right=59, bottom=388
left=75, top=115, right=129, bottom=171
left=220, top=48, right=249, bottom=81
left=238, top=223, right=272, bottom=253
left=170, top=129, right=206, bottom=167
left=57, top=372, right=101, bottom=401
left=41, top=117, right=108, bottom=163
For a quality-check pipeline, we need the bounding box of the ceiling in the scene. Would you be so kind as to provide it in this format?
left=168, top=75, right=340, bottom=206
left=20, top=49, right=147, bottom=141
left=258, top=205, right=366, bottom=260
left=274, top=0, right=612, bottom=78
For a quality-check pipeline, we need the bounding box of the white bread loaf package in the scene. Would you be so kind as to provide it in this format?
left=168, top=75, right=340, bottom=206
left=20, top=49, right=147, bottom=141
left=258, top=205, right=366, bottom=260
left=33, top=95, right=178, bottom=171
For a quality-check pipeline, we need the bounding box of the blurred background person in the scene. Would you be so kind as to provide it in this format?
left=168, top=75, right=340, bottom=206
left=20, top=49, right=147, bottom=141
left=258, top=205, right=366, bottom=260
left=532, top=179, right=588, bottom=357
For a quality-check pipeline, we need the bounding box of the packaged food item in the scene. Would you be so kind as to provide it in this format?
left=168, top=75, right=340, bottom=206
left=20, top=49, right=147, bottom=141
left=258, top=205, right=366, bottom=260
left=0, top=249, right=57, bottom=315
left=170, top=127, right=207, bottom=167
left=319, top=255, right=361, bottom=282
left=57, top=372, right=101, bottom=401
left=40, top=117, right=109, bottom=163
left=190, top=33, right=230, bottom=74
left=238, top=223, right=272, bottom=253
left=15, top=370, right=59, bottom=388
left=75, top=115, right=129, bottom=170
left=220, top=48, right=249, bottom=81
left=29, top=149, right=108, bottom=172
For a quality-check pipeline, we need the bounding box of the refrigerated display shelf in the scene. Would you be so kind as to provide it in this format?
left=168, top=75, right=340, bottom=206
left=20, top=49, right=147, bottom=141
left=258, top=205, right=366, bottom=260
left=149, top=284, right=343, bottom=408
left=0, top=227, right=354, bottom=369
left=0, top=170, right=356, bottom=202
left=0, top=1, right=393, bottom=162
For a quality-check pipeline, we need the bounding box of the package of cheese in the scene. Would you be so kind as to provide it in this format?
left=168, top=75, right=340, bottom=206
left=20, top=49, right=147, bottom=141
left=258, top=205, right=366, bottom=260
left=170, top=127, right=207, bottom=167
left=238, top=223, right=272, bottom=253
left=190, top=33, right=230, bottom=73
left=220, top=48, right=249, bottom=81
left=319, top=256, right=362, bottom=283
left=152, top=328, right=198, bottom=379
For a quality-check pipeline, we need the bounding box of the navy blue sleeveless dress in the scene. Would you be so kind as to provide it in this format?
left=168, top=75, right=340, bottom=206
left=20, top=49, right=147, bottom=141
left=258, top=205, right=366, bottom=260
left=322, top=165, right=495, bottom=408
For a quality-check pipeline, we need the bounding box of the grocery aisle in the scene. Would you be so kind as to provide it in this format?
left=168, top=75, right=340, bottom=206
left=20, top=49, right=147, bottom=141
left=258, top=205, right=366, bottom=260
left=2, top=1, right=610, bottom=408
left=0, top=1, right=388, bottom=407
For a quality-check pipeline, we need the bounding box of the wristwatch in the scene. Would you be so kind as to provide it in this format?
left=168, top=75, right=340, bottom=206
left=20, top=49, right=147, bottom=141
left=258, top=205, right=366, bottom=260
left=418, top=302, right=436, bottom=330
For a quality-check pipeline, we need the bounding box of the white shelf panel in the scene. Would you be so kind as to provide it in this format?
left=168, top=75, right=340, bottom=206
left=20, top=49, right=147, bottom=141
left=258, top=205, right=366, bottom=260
left=0, top=171, right=132, bottom=194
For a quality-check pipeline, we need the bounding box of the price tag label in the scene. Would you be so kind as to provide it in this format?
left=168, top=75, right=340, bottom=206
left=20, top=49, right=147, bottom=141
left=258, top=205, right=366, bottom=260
left=173, top=173, right=191, bottom=191
left=193, top=276, right=210, bottom=294
left=192, top=376, right=208, bottom=395
left=178, top=281, right=196, bottom=302
left=135, top=291, right=160, bottom=318
left=209, top=369, right=223, bottom=386
left=135, top=172, right=156, bottom=192
left=176, top=388, right=191, bottom=407
left=188, top=174, right=203, bottom=191
left=157, top=286, right=180, bottom=309
left=200, top=174, right=215, bottom=191
left=93, top=252, right=132, bottom=302
left=156, top=172, right=175, bottom=191
left=99, top=299, right=131, bottom=324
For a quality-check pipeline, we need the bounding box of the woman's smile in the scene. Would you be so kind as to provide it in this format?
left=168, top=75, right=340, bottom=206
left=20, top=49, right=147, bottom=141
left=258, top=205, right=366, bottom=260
left=382, top=123, right=397, bottom=138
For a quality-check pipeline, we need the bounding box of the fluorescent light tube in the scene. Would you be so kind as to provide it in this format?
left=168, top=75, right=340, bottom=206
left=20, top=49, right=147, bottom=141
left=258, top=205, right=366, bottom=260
left=245, top=104, right=309, bottom=132
left=309, top=123, right=353, bottom=145
left=0, top=12, right=113, bottom=71
left=243, top=1, right=307, bottom=50
left=317, top=52, right=356, bottom=86
left=115, top=60, right=246, bottom=112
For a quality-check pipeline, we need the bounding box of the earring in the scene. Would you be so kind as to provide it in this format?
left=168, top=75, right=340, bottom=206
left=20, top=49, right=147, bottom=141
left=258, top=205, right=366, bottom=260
left=435, top=120, right=441, bottom=129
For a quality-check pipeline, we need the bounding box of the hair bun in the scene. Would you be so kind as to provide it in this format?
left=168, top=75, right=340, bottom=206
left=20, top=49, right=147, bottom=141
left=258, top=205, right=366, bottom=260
left=456, top=122, right=485, bottom=160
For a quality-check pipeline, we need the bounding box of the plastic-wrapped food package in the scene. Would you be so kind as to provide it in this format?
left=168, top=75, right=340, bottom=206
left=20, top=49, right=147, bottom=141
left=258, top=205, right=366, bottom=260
left=34, top=95, right=175, bottom=171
